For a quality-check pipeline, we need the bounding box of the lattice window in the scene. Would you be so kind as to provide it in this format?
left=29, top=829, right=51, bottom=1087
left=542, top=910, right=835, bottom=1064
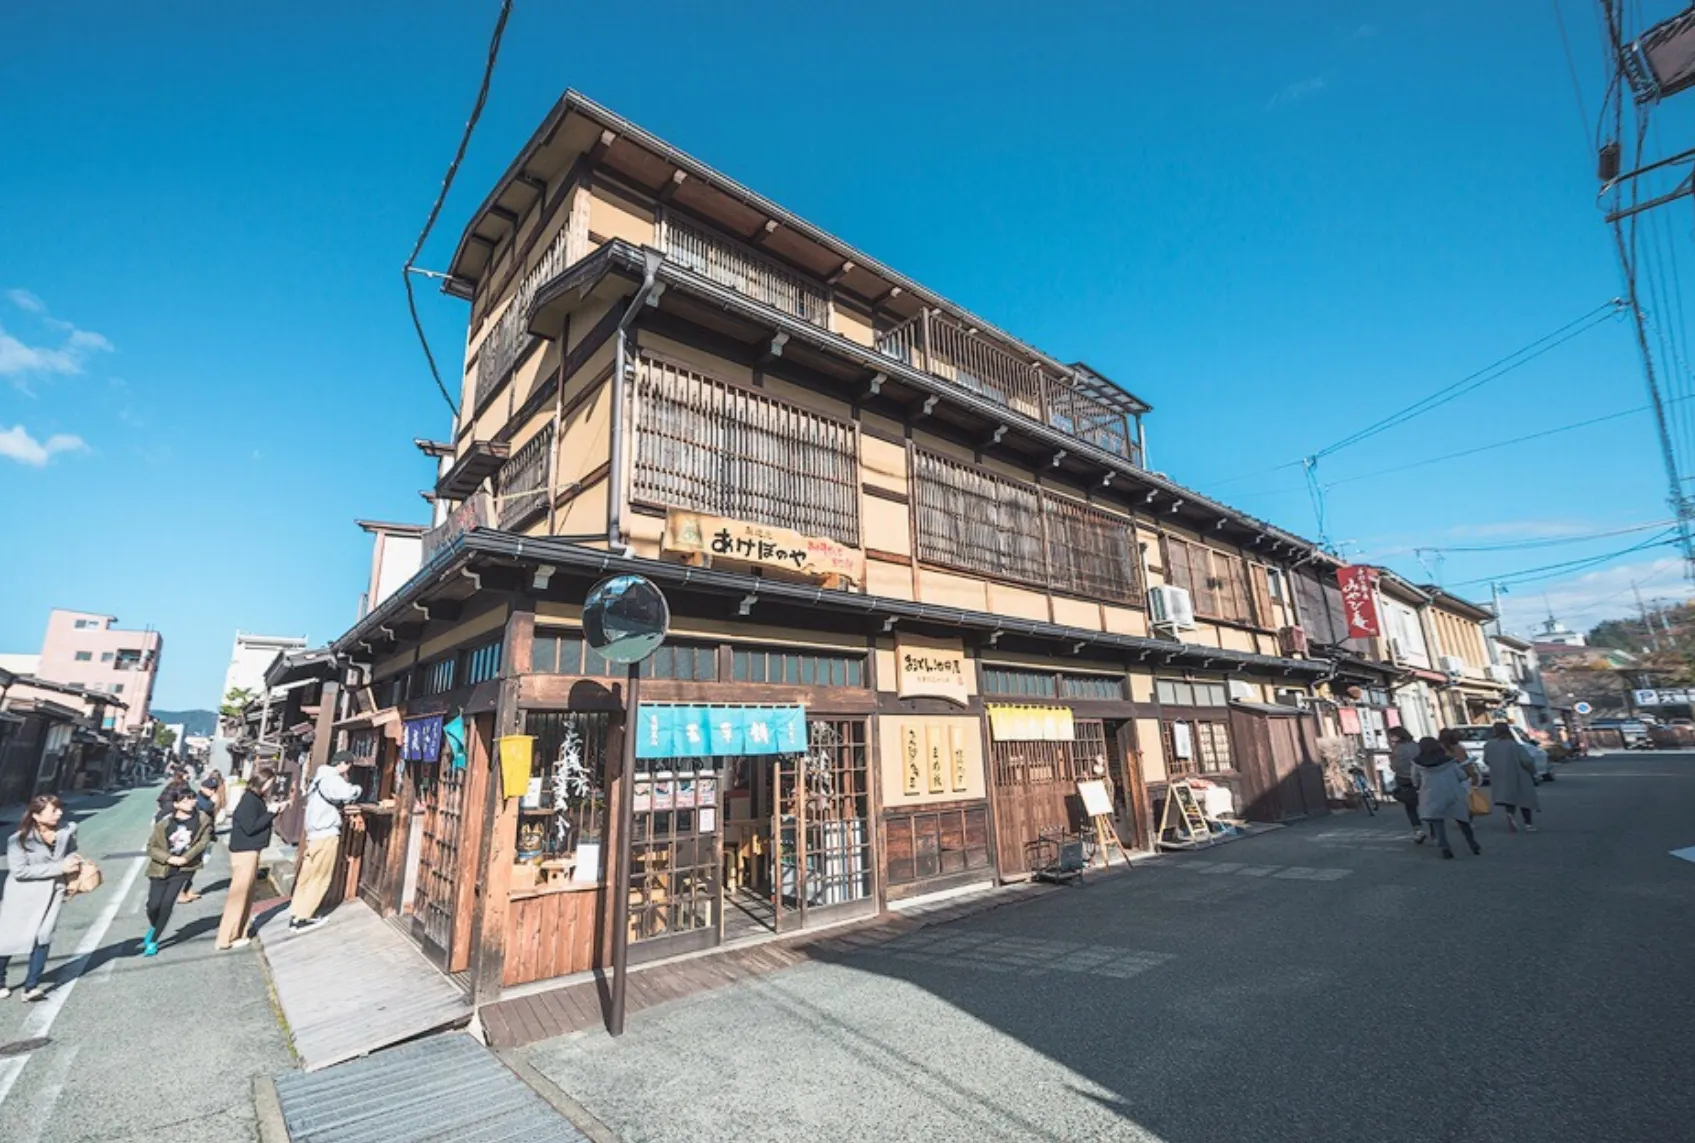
left=1164, top=718, right=1232, bottom=777
left=1163, top=536, right=1252, bottom=624
left=799, top=719, right=872, bottom=907
left=497, top=425, right=552, bottom=529
left=1059, top=673, right=1124, bottom=700
left=639, top=643, right=718, bottom=681
left=461, top=640, right=504, bottom=686
left=732, top=647, right=866, bottom=687
left=530, top=630, right=612, bottom=676
left=1044, top=494, right=1141, bottom=604
left=913, top=450, right=1046, bottom=585
left=980, top=666, right=1058, bottom=698
left=417, top=656, right=456, bottom=697
left=632, top=355, right=860, bottom=546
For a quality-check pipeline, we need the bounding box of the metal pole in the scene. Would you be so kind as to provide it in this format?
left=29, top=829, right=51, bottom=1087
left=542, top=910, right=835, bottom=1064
left=608, top=663, right=639, bottom=1037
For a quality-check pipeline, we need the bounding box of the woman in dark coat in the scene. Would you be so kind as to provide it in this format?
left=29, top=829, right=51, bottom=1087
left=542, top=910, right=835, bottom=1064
left=1413, top=736, right=1482, bottom=859
left=218, top=768, right=286, bottom=949
left=1483, top=722, right=1541, bottom=831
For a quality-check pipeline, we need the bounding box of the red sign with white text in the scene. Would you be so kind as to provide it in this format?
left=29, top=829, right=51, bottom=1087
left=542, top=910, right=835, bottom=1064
left=1336, top=565, right=1381, bottom=639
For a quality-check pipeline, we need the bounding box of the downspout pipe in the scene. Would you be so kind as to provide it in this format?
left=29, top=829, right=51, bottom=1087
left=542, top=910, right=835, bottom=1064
left=607, top=249, right=665, bottom=550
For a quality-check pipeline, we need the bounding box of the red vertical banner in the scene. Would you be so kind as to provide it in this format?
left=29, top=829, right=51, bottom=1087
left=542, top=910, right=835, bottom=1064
left=1336, top=565, right=1381, bottom=638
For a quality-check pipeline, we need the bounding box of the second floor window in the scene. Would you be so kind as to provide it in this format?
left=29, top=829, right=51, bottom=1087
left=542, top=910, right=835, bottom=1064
left=732, top=646, right=866, bottom=687
left=632, top=355, right=861, bottom=546
left=463, top=640, right=504, bottom=686
left=418, top=656, right=456, bottom=697
left=74, top=651, right=92, bottom=661
left=1163, top=536, right=1256, bottom=626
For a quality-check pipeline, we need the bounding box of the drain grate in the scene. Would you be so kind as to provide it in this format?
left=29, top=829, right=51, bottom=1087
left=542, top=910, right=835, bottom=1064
left=0, top=1038, right=51, bottom=1058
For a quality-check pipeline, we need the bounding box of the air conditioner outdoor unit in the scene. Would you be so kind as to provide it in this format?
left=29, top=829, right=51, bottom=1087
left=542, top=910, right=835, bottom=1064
left=1228, top=679, right=1256, bottom=703
left=1486, top=664, right=1513, bottom=684
left=1439, top=655, right=1466, bottom=677
left=1150, top=585, right=1196, bottom=630
left=1278, top=625, right=1309, bottom=656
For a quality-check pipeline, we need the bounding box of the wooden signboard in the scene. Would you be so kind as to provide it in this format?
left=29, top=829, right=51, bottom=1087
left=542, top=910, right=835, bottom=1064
left=894, top=634, right=970, bottom=705
left=663, top=509, right=864, bottom=586
left=1157, top=780, right=1215, bottom=850
left=1077, top=779, right=1128, bottom=868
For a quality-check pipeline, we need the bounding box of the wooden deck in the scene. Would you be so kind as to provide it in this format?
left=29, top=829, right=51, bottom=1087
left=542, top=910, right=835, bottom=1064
left=257, top=898, right=473, bottom=1071
left=480, top=879, right=1059, bottom=1049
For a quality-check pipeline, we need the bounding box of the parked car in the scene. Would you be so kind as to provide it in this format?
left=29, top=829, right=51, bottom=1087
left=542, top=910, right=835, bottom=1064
left=1446, top=725, right=1551, bottom=784
left=1588, top=718, right=1653, bottom=750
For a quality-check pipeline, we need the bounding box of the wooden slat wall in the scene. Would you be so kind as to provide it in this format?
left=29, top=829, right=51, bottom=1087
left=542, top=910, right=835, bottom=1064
left=503, top=889, right=602, bottom=986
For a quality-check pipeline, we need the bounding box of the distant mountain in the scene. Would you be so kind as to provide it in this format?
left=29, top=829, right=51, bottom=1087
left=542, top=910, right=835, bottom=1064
left=152, top=709, right=218, bottom=737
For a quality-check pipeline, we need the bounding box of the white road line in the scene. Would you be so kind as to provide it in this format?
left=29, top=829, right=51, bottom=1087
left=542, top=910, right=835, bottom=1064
left=1672, top=845, right=1695, bottom=864
left=0, top=855, right=145, bottom=1109
left=12, top=1044, right=78, bottom=1143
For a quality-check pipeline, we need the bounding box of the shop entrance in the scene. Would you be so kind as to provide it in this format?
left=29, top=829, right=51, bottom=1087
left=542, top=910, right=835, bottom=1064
left=720, top=718, right=874, bottom=940
left=990, top=716, right=1113, bottom=876
left=407, top=715, right=490, bottom=973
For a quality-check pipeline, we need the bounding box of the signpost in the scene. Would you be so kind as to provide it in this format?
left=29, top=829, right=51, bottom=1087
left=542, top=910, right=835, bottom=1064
left=583, top=573, right=670, bottom=1038
left=1574, top=701, right=1593, bottom=717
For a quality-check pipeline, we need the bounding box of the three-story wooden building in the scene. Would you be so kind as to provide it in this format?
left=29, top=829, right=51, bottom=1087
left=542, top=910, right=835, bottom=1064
left=331, top=93, right=1344, bottom=1003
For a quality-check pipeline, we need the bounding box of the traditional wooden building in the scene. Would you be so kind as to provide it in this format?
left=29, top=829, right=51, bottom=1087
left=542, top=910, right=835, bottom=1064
left=313, top=93, right=1358, bottom=1009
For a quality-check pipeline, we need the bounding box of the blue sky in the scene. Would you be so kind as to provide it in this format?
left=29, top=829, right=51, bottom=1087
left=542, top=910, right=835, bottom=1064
left=1, top=0, right=1685, bottom=709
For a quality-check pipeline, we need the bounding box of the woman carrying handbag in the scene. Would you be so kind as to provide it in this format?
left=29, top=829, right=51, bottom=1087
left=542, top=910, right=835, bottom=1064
left=0, top=795, right=85, bottom=1000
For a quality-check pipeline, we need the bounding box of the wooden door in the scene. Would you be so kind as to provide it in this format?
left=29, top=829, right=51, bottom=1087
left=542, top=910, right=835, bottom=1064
left=989, top=721, right=1092, bottom=877
left=1111, top=722, right=1151, bottom=851
left=412, top=756, right=469, bottom=968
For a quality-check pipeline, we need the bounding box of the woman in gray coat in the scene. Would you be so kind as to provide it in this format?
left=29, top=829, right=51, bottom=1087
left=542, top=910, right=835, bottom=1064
left=1413, top=737, right=1482, bottom=859
left=0, top=795, right=83, bottom=1000
left=1483, top=722, right=1540, bottom=832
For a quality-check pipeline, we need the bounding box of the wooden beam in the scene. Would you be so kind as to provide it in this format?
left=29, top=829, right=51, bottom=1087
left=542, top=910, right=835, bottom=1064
left=748, top=218, right=780, bottom=247
left=489, top=204, right=520, bottom=226
left=827, top=260, right=856, bottom=285
left=658, top=169, right=688, bottom=203
left=515, top=171, right=547, bottom=195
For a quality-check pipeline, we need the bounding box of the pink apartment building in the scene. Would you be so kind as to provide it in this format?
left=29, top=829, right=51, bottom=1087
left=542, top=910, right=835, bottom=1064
left=34, top=608, right=163, bottom=733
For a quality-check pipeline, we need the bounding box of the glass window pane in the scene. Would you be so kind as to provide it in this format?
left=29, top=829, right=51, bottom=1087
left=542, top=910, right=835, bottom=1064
left=733, top=649, right=749, bottom=681
left=532, top=635, right=557, bottom=673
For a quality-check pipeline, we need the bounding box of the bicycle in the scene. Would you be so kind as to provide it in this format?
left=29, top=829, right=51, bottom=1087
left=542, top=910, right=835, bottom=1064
left=1346, top=765, right=1379, bottom=815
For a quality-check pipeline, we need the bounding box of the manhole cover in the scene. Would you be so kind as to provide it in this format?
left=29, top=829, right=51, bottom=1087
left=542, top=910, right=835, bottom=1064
left=0, top=1038, right=51, bottom=1058
left=101, top=851, right=146, bottom=860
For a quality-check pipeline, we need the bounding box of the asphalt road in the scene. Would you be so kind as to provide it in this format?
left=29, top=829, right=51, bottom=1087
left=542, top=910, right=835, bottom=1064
left=521, top=753, right=1695, bottom=1143
left=0, top=782, right=292, bottom=1143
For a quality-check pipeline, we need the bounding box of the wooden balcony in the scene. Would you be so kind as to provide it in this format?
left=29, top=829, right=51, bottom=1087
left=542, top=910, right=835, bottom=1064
left=876, top=309, right=1143, bottom=465
left=472, top=228, right=574, bottom=411
left=658, top=213, right=830, bottom=329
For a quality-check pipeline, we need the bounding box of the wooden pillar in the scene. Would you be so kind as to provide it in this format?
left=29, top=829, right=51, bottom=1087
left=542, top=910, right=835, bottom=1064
left=469, top=603, right=534, bottom=1005
left=291, top=678, right=340, bottom=885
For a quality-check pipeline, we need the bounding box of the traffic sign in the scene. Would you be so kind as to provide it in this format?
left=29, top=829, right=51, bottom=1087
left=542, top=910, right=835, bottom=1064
left=1574, top=701, right=1593, bottom=716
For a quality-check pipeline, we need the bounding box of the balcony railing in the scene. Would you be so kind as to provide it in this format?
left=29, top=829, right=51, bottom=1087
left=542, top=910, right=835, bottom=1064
left=658, top=213, right=830, bottom=329
left=496, top=425, right=553, bottom=529
left=876, top=308, right=1142, bottom=465
left=473, top=226, right=573, bottom=410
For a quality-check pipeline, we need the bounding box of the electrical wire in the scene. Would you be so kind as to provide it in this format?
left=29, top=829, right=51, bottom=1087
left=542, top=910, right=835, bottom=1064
left=1311, top=301, right=1622, bottom=460
left=403, top=0, right=514, bottom=419
left=1413, top=519, right=1676, bottom=554
left=1446, top=529, right=1680, bottom=589
left=1550, top=0, right=1594, bottom=151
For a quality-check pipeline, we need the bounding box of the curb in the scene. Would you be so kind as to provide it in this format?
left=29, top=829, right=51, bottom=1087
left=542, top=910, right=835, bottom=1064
left=498, top=1049, right=624, bottom=1143
left=253, top=1074, right=290, bottom=1143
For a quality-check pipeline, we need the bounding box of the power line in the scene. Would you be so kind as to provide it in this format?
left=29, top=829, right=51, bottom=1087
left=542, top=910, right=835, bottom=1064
left=1412, top=519, right=1675, bottom=554
left=1446, top=529, right=1680, bottom=589
left=402, top=0, right=514, bottom=419
left=1312, top=301, right=1622, bottom=460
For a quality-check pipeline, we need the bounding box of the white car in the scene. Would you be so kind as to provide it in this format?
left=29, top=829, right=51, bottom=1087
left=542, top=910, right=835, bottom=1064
left=1447, top=725, right=1551, bottom=784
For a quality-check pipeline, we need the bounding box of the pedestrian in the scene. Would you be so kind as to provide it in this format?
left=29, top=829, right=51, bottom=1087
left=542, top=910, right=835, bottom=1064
left=0, top=796, right=83, bottom=1000
left=179, top=769, right=227, bottom=905
left=1386, top=726, right=1425, bottom=842
left=142, top=784, right=212, bottom=956
left=218, top=768, right=288, bottom=950
left=1412, top=735, right=1482, bottom=859
left=288, top=751, right=363, bottom=932
left=1483, top=721, right=1541, bottom=832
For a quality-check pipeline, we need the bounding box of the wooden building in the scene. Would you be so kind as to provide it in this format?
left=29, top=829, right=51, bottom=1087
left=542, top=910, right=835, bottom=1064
left=311, top=93, right=1365, bottom=1010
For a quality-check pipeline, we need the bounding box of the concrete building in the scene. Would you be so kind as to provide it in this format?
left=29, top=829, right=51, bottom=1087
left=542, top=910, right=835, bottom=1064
left=356, top=519, right=426, bottom=618
left=32, top=609, right=161, bottom=733
left=1533, top=614, right=1587, bottom=647
left=222, top=632, right=309, bottom=704
left=1491, top=633, right=1556, bottom=735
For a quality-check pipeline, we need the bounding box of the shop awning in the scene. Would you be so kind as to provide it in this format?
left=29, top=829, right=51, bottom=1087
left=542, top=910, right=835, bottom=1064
left=987, top=705, right=1075, bottom=742
left=635, top=704, right=807, bottom=760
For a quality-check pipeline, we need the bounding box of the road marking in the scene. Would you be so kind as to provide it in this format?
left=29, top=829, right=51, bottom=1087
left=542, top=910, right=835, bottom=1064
left=1671, top=846, right=1695, bottom=864
left=0, top=856, right=145, bottom=1109
left=11, top=1044, right=77, bottom=1143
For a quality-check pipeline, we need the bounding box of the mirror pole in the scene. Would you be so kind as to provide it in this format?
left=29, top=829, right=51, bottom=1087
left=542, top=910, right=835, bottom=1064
left=608, top=662, right=639, bottom=1036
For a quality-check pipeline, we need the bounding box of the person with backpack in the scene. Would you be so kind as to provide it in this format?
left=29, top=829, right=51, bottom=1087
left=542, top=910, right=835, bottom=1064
left=0, top=795, right=83, bottom=1000
left=142, top=784, right=213, bottom=956
left=287, top=751, right=362, bottom=932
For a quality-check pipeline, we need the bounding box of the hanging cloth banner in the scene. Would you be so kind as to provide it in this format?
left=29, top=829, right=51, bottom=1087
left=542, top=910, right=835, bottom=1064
left=402, top=714, right=445, bottom=762
left=986, top=704, right=1076, bottom=743
left=1336, top=565, right=1382, bottom=638
left=442, top=714, right=468, bottom=770
left=635, top=704, right=808, bottom=760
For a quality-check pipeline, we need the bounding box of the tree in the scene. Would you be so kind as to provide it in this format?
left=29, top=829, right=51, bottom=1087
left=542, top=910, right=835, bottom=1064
left=153, top=724, right=177, bottom=749
left=220, top=686, right=257, bottom=719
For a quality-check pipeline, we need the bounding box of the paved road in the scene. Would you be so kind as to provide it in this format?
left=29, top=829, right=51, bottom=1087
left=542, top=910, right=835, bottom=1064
left=520, top=754, right=1695, bottom=1143
left=0, top=783, right=291, bottom=1143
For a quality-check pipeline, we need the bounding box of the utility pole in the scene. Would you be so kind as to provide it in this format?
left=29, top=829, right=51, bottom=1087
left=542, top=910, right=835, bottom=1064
left=1489, top=582, right=1506, bottom=637
left=1632, top=579, right=1661, bottom=653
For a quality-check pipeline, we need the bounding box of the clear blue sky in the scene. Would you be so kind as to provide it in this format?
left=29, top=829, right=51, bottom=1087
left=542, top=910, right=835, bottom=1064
left=1, top=0, right=1683, bottom=709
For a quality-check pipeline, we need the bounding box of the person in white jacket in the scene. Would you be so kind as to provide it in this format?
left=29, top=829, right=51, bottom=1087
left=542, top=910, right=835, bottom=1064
left=287, top=751, right=363, bottom=932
